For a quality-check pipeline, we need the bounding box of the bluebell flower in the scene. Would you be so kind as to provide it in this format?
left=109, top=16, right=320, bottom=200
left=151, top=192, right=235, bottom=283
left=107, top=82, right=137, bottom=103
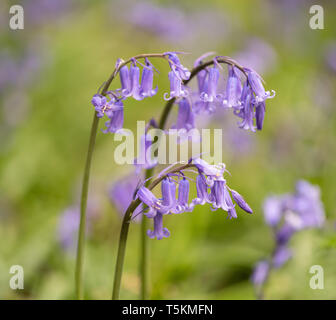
left=164, top=52, right=191, bottom=80
left=224, top=66, right=242, bottom=108
left=191, top=174, right=210, bottom=206
left=200, top=67, right=222, bottom=103
left=174, top=178, right=191, bottom=213
left=245, top=67, right=275, bottom=103
left=147, top=212, right=170, bottom=240
left=174, top=98, right=195, bottom=131
left=164, top=71, right=188, bottom=100
left=123, top=62, right=143, bottom=100
left=230, top=189, right=253, bottom=214
left=102, top=103, right=124, bottom=133
left=139, top=59, right=158, bottom=98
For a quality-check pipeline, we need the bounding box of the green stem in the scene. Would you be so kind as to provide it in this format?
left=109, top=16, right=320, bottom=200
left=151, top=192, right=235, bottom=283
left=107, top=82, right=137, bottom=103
left=75, top=112, right=100, bottom=299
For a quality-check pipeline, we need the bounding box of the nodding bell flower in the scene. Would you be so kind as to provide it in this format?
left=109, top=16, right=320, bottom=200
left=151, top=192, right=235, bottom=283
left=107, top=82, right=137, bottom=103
left=224, top=66, right=242, bottom=108
left=102, top=103, right=124, bottom=133
left=230, top=189, right=253, bottom=214
left=200, top=67, right=222, bottom=103
left=174, top=98, right=195, bottom=131
left=161, top=178, right=176, bottom=211
left=245, top=67, right=275, bottom=103
left=174, top=178, right=191, bottom=213
left=119, top=64, right=131, bottom=94
left=136, top=158, right=253, bottom=239
left=139, top=59, right=158, bottom=98
left=238, top=82, right=256, bottom=132
left=255, top=101, right=266, bottom=130
left=123, top=62, right=143, bottom=100
left=192, top=174, right=210, bottom=206
left=147, top=212, right=170, bottom=240
left=164, top=71, right=188, bottom=100
left=165, top=52, right=191, bottom=80
left=209, top=180, right=232, bottom=212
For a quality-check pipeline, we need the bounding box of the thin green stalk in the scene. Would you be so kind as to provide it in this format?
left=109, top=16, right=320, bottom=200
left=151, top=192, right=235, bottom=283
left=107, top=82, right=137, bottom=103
left=75, top=112, right=100, bottom=299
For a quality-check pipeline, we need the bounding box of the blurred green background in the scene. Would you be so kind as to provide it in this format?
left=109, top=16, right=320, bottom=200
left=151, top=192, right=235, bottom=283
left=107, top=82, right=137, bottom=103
left=0, top=0, right=336, bottom=300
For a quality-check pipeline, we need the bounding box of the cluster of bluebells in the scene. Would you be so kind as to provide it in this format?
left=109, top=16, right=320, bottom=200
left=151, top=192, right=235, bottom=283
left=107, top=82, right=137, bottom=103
left=91, top=52, right=275, bottom=134
left=136, top=158, right=253, bottom=240
left=251, top=180, right=325, bottom=291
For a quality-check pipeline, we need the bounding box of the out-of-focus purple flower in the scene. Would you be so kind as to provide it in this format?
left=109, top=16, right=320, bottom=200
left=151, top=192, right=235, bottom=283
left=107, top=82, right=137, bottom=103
left=109, top=174, right=142, bottom=222
left=57, top=201, right=99, bottom=252
left=252, top=180, right=326, bottom=294
left=234, top=38, right=277, bottom=75
left=134, top=133, right=158, bottom=171
left=164, top=71, right=188, bottom=100
left=263, top=196, right=284, bottom=227
left=251, top=260, right=270, bottom=287
left=272, top=246, right=292, bottom=268
left=325, top=42, right=336, bottom=73
left=174, top=98, right=195, bottom=131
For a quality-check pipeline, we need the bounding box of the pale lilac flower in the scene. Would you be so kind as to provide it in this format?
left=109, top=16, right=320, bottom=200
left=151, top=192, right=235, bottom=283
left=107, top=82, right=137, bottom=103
left=263, top=196, right=284, bottom=227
